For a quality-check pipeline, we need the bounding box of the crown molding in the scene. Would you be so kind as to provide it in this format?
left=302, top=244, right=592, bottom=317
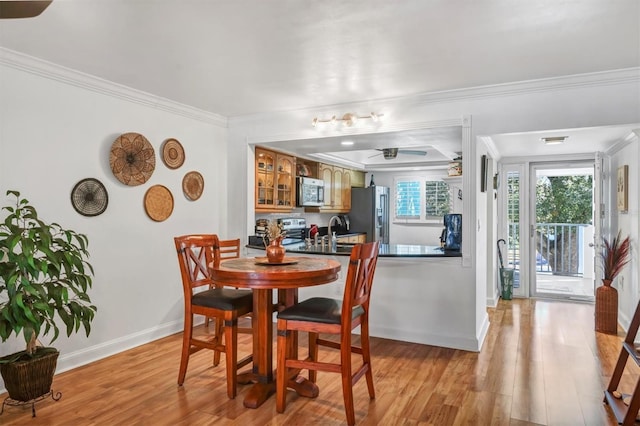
left=402, top=67, right=640, bottom=107
left=480, top=136, right=501, bottom=161
left=232, top=68, right=640, bottom=125
left=0, top=48, right=227, bottom=127
left=606, top=129, right=640, bottom=156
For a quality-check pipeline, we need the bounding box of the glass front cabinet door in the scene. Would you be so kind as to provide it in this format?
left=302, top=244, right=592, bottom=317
left=255, top=148, right=295, bottom=211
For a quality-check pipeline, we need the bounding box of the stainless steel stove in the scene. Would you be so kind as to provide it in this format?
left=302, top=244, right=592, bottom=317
left=277, top=217, right=306, bottom=245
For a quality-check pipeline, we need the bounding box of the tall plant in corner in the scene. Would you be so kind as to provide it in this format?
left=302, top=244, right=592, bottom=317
left=595, top=230, right=631, bottom=335
left=0, top=190, right=97, bottom=403
left=601, top=231, right=631, bottom=285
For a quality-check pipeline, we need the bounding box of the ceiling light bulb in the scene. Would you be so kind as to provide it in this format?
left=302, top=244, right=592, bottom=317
left=330, top=115, right=337, bottom=124
left=342, top=113, right=357, bottom=126
left=312, top=118, right=318, bottom=127
left=341, top=140, right=354, bottom=146
left=370, top=112, right=378, bottom=122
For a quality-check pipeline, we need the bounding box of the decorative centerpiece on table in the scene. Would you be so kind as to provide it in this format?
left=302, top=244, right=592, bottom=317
left=595, top=231, right=631, bottom=334
left=263, top=219, right=287, bottom=263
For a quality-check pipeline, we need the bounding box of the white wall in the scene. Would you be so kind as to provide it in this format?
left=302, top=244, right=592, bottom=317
left=0, top=51, right=228, bottom=390
left=608, top=131, right=640, bottom=330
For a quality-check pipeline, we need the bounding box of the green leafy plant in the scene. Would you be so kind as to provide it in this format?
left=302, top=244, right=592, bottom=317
left=602, top=231, right=631, bottom=282
left=0, top=190, right=96, bottom=357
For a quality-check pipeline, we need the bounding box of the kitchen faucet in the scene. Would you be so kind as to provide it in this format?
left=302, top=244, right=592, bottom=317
left=328, top=215, right=342, bottom=239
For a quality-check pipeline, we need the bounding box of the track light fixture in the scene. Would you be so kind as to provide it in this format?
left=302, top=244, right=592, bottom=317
left=312, top=112, right=383, bottom=128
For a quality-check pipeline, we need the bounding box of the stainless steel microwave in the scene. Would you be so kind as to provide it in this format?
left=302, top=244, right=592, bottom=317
left=296, top=177, right=324, bottom=207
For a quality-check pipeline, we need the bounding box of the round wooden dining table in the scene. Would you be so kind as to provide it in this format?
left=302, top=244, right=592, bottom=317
left=211, top=256, right=341, bottom=408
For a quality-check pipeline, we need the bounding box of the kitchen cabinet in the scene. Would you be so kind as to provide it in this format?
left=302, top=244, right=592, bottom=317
left=350, top=170, right=365, bottom=188
left=319, top=163, right=333, bottom=209
left=255, top=147, right=295, bottom=212
left=342, top=170, right=351, bottom=210
left=309, top=163, right=351, bottom=213
left=332, top=167, right=343, bottom=210
left=336, top=234, right=366, bottom=244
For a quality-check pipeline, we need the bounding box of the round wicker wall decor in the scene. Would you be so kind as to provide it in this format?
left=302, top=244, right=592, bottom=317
left=161, top=138, right=185, bottom=169
left=144, top=185, right=174, bottom=222
left=182, top=171, right=204, bottom=201
left=71, top=178, right=109, bottom=217
left=109, top=132, right=156, bottom=186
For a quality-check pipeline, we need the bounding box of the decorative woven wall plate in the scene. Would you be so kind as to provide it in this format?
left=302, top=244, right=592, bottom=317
left=182, top=171, right=204, bottom=201
left=144, top=185, right=174, bottom=222
left=161, top=138, right=185, bottom=169
left=71, top=178, right=109, bottom=216
left=109, top=132, right=156, bottom=186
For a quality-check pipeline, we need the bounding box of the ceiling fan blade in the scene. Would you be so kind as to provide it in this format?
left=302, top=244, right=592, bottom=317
left=398, top=150, right=427, bottom=156
left=0, top=1, right=52, bottom=19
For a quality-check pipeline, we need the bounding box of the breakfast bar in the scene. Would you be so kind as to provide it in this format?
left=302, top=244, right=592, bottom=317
left=247, top=243, right=462, bottom=258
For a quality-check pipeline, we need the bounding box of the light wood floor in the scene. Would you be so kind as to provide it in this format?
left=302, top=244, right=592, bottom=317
left=0, top=299, right=635, bottom=425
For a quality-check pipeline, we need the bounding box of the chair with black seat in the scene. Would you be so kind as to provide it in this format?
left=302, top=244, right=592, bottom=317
left=206, top=237, right=253, bottom=366
left=276, top=241, right=380, bottom=425
left=174, top=234, right=253, bottom=399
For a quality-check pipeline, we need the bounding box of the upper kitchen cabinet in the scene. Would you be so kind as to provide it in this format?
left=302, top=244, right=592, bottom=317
left=255, top=147, right=295, bottom=212
left=350, top=169, right=365, bottom=188
left=342, top=170, right=351, bottom=210
left=308, top=163, right=351, bottom=213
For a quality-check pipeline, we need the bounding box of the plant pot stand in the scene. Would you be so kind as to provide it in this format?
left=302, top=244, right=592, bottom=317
left=0, top=347, right=61, bottom=418
left=1, top=389, right=62, bottom=418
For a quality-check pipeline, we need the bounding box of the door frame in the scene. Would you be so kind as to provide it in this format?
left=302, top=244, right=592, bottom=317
left=498, top=153, right=600, bottom=299
left=528, top=159, right=598, bottom=300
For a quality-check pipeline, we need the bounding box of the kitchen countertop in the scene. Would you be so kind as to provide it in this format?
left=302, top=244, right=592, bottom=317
left=246, top=243, right=462, bottom=257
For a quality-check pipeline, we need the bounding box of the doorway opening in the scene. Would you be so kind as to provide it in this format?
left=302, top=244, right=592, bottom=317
left=530, top=162, right=595, bottom=301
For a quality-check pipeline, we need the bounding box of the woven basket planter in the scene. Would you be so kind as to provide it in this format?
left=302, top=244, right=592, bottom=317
left=0, top=348, right=59, bottom=402
left=595, top=281, right=618, bottom=334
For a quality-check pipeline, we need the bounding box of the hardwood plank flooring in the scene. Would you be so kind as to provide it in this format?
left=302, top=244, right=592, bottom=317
left=0, top=299, right=632, bottom=425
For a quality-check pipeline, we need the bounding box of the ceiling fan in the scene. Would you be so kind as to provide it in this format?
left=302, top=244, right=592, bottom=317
left=0, top=1, right=52, bottom=19
left=372, top=148, right=428, bottom=160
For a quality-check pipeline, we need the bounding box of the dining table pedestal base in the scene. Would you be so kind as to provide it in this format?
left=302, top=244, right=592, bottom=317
left=239, top=369, right=319, bottom=408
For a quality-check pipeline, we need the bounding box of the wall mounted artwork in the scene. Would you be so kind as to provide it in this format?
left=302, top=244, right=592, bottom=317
left=109, top=132, right=156, bottom=186
left=617, top=165, right=628, bottom=213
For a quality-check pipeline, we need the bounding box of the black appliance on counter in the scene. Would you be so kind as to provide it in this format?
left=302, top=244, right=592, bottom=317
left=350, top=186, right=389, bottom=243
left=249, top=217, right=306, bottom=246
left=441, top=213, right=462, bottom=251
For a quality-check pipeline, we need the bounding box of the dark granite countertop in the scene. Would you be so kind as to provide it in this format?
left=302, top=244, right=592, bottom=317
left=246, top=243, right=462, bottom=258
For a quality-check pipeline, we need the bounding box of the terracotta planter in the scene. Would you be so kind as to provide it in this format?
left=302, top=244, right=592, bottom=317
left=266, top=237, right=286, bottom=263
left=595, top=279, right=618, bottom=334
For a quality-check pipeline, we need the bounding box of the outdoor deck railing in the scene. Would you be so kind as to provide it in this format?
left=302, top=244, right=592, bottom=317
left=506, top=223, right=589, bottom=277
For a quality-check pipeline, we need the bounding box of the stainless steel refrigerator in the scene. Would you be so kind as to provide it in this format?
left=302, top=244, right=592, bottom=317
left=350, top=186, right=390, bottom=243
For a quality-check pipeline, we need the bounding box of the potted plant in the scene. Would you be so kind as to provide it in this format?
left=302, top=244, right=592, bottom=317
left=0, top=190, right=96, bottom=408
left=595, top=231, right=631, bottom=334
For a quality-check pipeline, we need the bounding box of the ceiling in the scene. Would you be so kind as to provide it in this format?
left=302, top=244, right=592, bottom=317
left=1, top=0, right=638, bottom=169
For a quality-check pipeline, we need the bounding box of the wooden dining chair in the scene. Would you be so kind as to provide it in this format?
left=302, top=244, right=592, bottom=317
left=276, top=241, right=380, bottom=425
left=206, top=237, right=253, bottom=366
left=174, top=234, right=253, bottom=399
left=205, top=237, right=241, bottom=328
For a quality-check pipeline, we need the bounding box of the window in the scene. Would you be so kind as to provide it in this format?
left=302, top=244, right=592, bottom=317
left=394, top=176, right=450, bottom=223
left=425, top=181, right=450, bottom=216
